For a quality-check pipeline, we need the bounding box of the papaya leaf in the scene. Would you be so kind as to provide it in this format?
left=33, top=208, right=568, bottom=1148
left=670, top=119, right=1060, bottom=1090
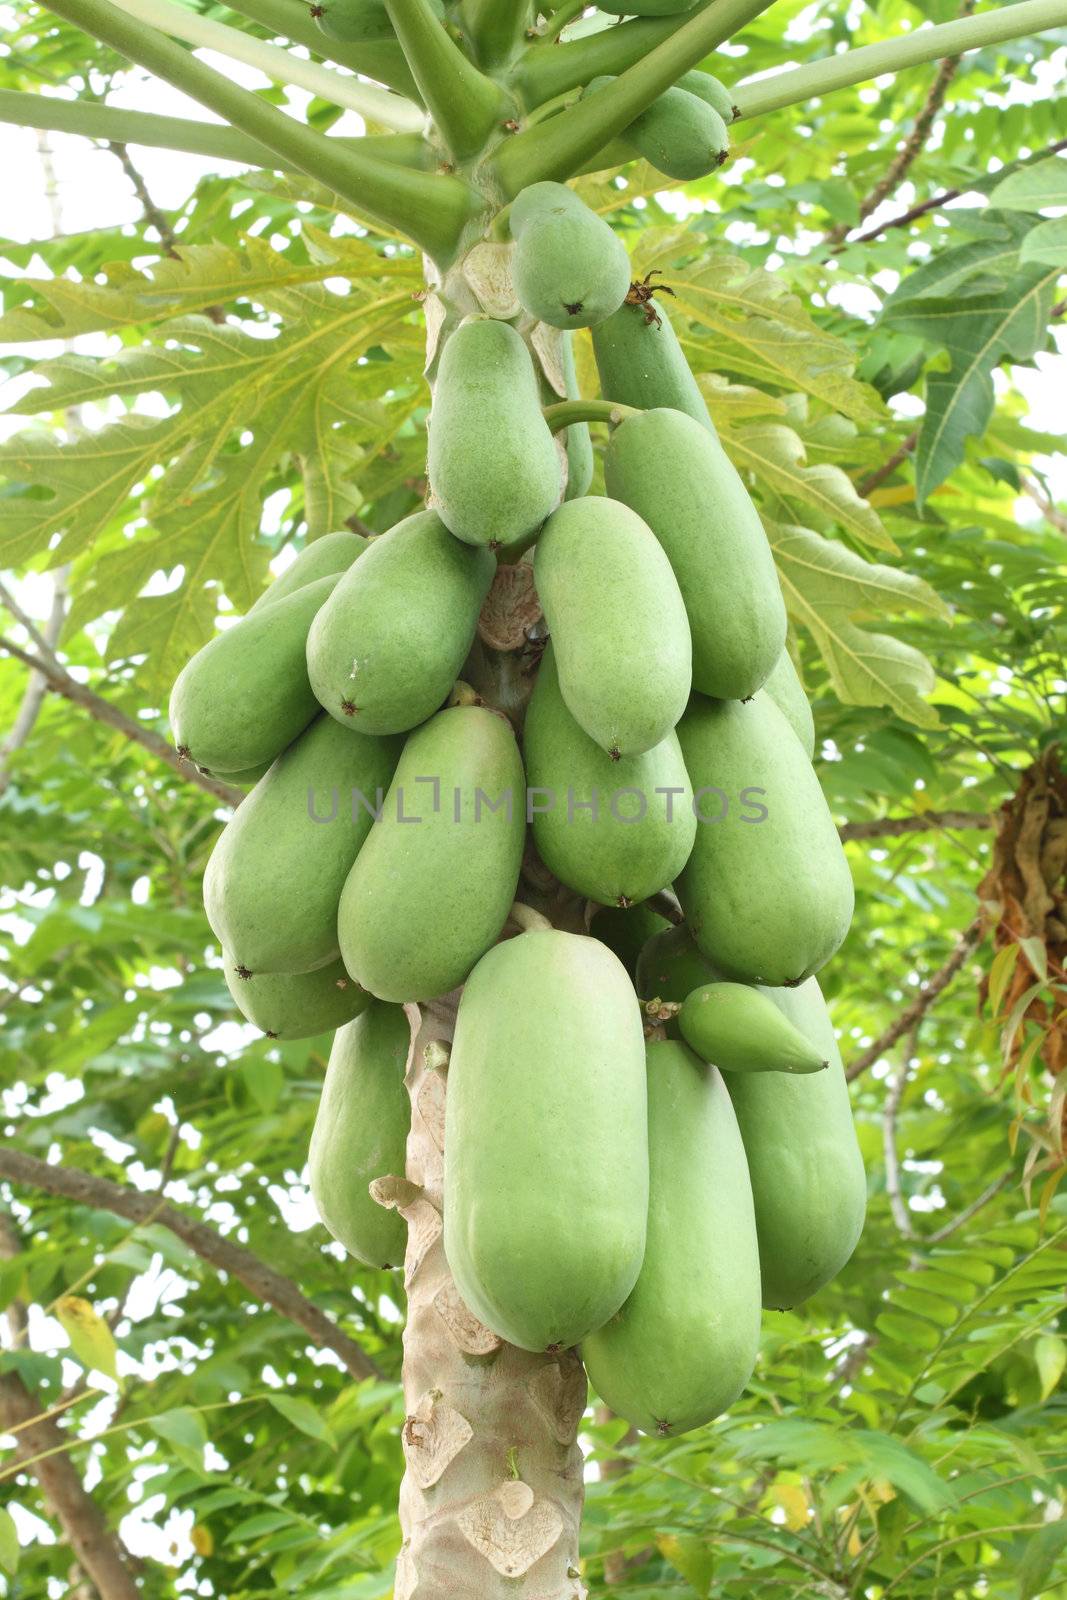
left=990, top=154, right=1067, bottom=212
left=55, top=1294, right=118, bottom=1382
left=721, top=419, right=896, bottom=552
left=764, top=520, right=949, bottom=727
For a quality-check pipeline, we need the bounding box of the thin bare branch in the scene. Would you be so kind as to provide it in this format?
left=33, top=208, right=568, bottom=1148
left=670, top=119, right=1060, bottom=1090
left=0, top=571, right=69, bottom=799
left=926, top=1171, right=1013, bottom=1243
left=839, top=811, right=993, bottom=842
left=1021, top=474, right=1067, bottom=535
left=855, top=431, right=919, bottom=498
left=845, top=917, right=984, bottom=1082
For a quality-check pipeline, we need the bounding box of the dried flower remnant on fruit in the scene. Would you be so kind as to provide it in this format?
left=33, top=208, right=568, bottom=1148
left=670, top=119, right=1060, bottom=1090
left=625, top=271, right=677, bottom=329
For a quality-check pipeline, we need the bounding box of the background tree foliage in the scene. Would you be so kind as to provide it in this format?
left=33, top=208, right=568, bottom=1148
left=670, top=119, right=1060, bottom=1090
left=0, top=0, right=1065, bottom=1594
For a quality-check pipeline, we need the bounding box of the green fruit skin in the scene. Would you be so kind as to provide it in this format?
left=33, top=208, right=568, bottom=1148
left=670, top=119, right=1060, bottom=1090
left=588, top=79, right=727, bottom=180
left=560, top=330, right=593, bottom=501
left=511, top=182, right=631, bottom=330
left=582, top=1041, right=761, bottom=1435
left=524, top=643, right=695, bottom=906
left=676, top=69, right=736, bottom=121
left=725, top=977, right=866, bottom=1308
left=763, top=648, right=816, bottom=759
left=224, top=950, right=369, bottom=1039
left=676, top=692, right=854, bottom=985
left=169, top=574, right=340, bottom=775
left=248, top=531, right=368, bottom=614
left=306, top=511, right=495, bottom=735
left=605, top=408, right=786, bottom=700
left=534, top=497, right=692, bottom=756
left=308, top=1002, right=410, bottom=1269
left=203, top=714, right=402, bottom=976
left=444, top=930, right=649, bottom=1351
left=635, top=922, right=716, bottom=1008
left=338, top=706, right=526, bottom=1002
left=591, top=300, right=714, bottom=433
left=428, top=318, right=562, bottom=549
left=588, top=901, right=671, bottom=981
left=678, top=982, right=829, bottom=1075
left=226, top=760, right=274, bottom=788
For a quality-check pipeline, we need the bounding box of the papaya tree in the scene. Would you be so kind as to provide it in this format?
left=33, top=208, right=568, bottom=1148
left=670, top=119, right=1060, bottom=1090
left=1, top=1, right=1066, bottom=1597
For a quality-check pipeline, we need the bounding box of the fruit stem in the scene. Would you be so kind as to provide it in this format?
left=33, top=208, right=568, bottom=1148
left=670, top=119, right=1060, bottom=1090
left=733, top=0, right=1067, bottom=120
left=384, top=0, right=506, bottom=159
left=530, top=0, right=586, bottom=46
left=511, top=11, right=701, bottom=109
left=543, top=399, right=638, bottom=432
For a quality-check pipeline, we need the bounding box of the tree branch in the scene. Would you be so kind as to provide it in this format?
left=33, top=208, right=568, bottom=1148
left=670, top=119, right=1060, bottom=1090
left=0, top=577, right=68, bottom=800
left=845, top=917, right=984, bottom=1082
left=0, top=1148, right=383, bottom=1382
left=855, top=431, right=919, bottom=498
left=925, top=1171, right=1012, bottom=1243
left=0, top=635, right=243, bottom=807
left=1021, top=473, right=1067, bottom=535
left=838, top=810, right=993, bottom=842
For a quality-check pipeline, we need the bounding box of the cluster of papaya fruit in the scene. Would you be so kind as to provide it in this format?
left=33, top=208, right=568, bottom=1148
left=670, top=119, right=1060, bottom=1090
left=169, top=168, right=864, bottom=1438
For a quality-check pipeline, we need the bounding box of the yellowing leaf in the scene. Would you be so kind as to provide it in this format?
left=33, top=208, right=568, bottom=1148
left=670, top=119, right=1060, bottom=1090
left=869, top=484, right=916, bottom=508
left=55, top=1295, right=118, bottom=1382
left=769, top=1483, right=811, bottom=1531
left=656, top=1532, right=714, bottom=1597
left=723, top=420, right=896, bottom=552
left=191, top=1524, right=215, bottom=1557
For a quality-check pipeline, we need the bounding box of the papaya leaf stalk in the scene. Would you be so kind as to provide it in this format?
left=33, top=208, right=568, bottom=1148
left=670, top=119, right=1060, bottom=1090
left=383, top=0, right=506, bottom=159
left=511, top=3, right=715, bottom=110
left=219, top=0, right=421, bottom=100
left=41, top=0, right=481, bottom=263
left=460, top=0, right=533, bottom=70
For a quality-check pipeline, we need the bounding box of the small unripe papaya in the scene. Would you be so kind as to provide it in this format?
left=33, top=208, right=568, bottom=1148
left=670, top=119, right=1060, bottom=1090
left=591, top=298, right=714, bottom=432
left=248, top=530, right=367, bottom=614
left=605, top=407, right=786, bottom=700
left=203, top=714, right=401, bottom=975
left=582, top=1041, right=760, bottom=1436
left=675, top=692, right=854, bottom=985
left=635, top=922, right=716, bottom=1012
left=678, top=982, right=829, bottom=1074
left=676, top=69, right=736, bottom=122
left=308, top=1002, right=410, bottom=1269
left=588, top=900, right=671, bottom=981
left=444, top=930, right=648, bottom=1351
left=223, top=950, right=369, bottom=1039
left=524, top=643, right=695, bottom=907
left=169, top=573, right=341, bottom=775
left=306, top=511, right=495, bottom=735
left=763, top=648, right=816, bottom=758
left=510, top=181, right=631, bottom=330
left=427, top=318, right=562, bottom=550
left=533, top=496, right=691, bottom=756
left=587, top=78, right=728, bottom=180
left=338, top=706, right=525, bottom=1002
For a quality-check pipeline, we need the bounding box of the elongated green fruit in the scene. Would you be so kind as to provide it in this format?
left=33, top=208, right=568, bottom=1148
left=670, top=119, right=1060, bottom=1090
left=676, top=68, right=736, bottom=119
left=534, top=496, right=691, bottom=756
left=510, top=181, right=631, bottom=330
left=203, top=714, right=402, bottom=975
left=588, top=900, right=671, bottom=981
left=248, top=530, right=368, bottom=614
left=308, top=1002, right=410, bottom=1268
left=428, top=317, right=562, bottom=549
left=763, top=648, right=815, bottom=759
left=169, top=573, right=341, bottom=775
left=444, top=930, right=648, bottom=1351
left=338, top=706, right=525, bottom=1001
left=635, top=921, right=716, bottom=1010
left=582, top=1041, right=760, bottom=1435
left=224, top=950, right=369, bottom=1038
left=591, top=298, right=714, bottom=431
left=587, top=77, right=728, bottom=180
left=306, top=511, right=494, bottom=735
left=678, top=982, right=828, bottom=1074
left=524, top=644, right=695, bottom=906
left=725, top=977, right=866, bottom=1308
left=561, top=330, right=593, bottom=501
left=676, top=693, right=854, bottom=985
left=605, top=407, right=786, bottom=700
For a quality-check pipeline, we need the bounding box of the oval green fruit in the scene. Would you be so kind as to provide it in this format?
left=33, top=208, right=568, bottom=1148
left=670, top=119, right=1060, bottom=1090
left=428, top=318, right=562, bottom=549
left=204, top=714, right=402, bottom=976
left=635, top=922, right=716, bottom=1011
left=224, top=950, right=369, bottom=1039
left=308, top=1002, right=410, bottom=1269
left=444, top=930, right=648, bottom=1351
left=524, top=643, right=695, bottom=906
left=338, top=705, right=525, bottom=1002
left=678, top=982, right=829, bottom=1074
left=248, top=530, right=368, bottom=614
left=763, top=648, right=815, bottom=758
left=591, top=298, right=714, bottom=432
left=588, top=78, right=728, bottom=180
left=582, top=1040, right=760, bottom=1435
left=169, top=573, right=340, bottom=775
left=725, top=977, right=866, bottom=1308
left=676, top=69, right=736, bottom=121
left=587, top=900, right=671, bottom=981
left=605, top=407, right=786, bottom=700
left=306, top=511, right=495, bottom=735
left=534, top=496, right=691, bottom=756
left=510, top=181, right=631, bottom=330
left=676, top=692, right=854, bottom=985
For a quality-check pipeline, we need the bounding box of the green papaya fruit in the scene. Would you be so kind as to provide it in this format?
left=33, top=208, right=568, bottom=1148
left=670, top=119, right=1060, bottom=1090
left=582, top=1040, right=760, bottom=1435
left=591, top=298, right=714, bottom=432
left=170, top=574, right=340, bottom=775
left=533, top=496, right=691, bottom=756
left=444, top=930, right=648, bottom=1351
left=338, top=705, right=525, bottom=1002
left=223, top=950, right=369, bottom=1039
left=675, top=692, right=854, bottom=985
left=635, top=921, right=716, bottom=1008
left=203, top=714, right=402, bottom=976
left=604, top=407, right=786, bottom=700
left=510, top=181, right=631, bottom=330
left=763, top=648, right=816, bottom=759
left=676, top=69, right=736, bottom=121
left=678, top=982, right=829, bottom=1075
left=248, top=530, right=368, bottom=614
left=306, top=511, right=495, bottom=735
left=226, top=760, right=275, bottom=788
left=587, top=78, right=728, bottom=180
left=588, top=900, right=671, bottom=980
left=725, top=977, right=866, bottom=1308
left=560, top=330, right=593, bottom=501
left=524, top=643, right=695, bottom=906
left=314, top=0, right=441, bottom=41
left=427, top=318, right=562, bottom=550
left=308, top=1001, right=410, bottom=1269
